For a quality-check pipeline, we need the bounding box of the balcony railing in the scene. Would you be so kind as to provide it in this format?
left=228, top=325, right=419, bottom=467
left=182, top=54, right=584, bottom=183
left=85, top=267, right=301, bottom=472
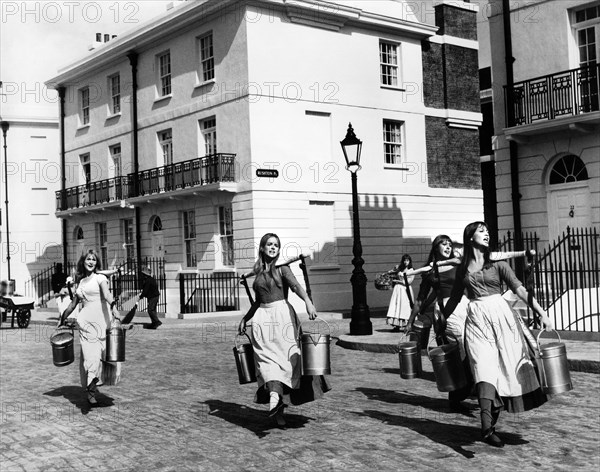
left=505, top=63, right=599, bottom=126
left=56, top=153, right=236, bottom=211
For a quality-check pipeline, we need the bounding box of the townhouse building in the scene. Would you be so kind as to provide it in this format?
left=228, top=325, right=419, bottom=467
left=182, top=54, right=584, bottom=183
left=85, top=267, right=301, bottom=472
left=46, top=0, right=484, bottom=316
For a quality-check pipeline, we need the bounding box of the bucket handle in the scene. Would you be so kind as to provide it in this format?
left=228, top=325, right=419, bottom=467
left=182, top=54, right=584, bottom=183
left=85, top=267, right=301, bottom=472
left=427, top=332, right=458, bottom=359
left=536, top=329, right=562, bottom=348
left=399, top=331, right=417, bottom=345
left=234, top=332, right=252, bottom=351
left=298, top=318, right=331, bottom=345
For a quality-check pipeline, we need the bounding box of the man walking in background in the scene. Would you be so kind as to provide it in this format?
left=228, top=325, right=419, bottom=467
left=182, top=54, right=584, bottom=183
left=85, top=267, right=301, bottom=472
left=122, top=265, right=162, bottom=329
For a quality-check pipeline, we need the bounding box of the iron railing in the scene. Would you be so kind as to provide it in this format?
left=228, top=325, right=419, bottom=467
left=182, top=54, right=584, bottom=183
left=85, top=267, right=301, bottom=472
left=505, top=63, right=600, bottom=126
left=56, top=153, right=236, bottom=211
left=179, top=272, right=240, bottom=314
left=529, top=227, right=599, bottom=332
left=23, top=262, right=76, bottom=307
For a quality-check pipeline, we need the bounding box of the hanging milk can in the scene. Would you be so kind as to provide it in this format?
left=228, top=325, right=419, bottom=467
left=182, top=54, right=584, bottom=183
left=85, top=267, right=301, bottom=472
left=106, top=318, right=126, bottom=362
left=398, top=333, right=421, bottom=379
left=536, top=330, right=573, bottom=394
left=50, top=327, right=75, bottom=367
left=300, top=318, right=331, bottom=376
left=233, top=333, right=257, bottom=384
left=427, top=336, right=467, bottom=392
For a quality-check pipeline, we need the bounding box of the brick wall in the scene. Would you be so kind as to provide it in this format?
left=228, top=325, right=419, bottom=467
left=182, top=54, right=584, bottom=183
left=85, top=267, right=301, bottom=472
left=425, top=116, right=481, bottom=189
left=421, top=41, right=445, bottom=109
left=445, top=45, right=479, bottom=112
left=434, top=4, right=477, bottom=41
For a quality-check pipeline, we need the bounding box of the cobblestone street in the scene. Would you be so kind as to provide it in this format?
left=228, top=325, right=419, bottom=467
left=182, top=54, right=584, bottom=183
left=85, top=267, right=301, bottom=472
left=1, top=318, right=599, bottom=471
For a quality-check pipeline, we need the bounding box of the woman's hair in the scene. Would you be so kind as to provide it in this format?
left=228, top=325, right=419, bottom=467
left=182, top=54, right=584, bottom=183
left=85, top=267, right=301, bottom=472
left=425, top=234, right=453, bottom=265
left=458, top=221, right=492, bottom=277
left=397, top=254, right=413, bottom=271
left=76, top=249, right=101, bottom=282
left=253, top=233, right=283, bottom=287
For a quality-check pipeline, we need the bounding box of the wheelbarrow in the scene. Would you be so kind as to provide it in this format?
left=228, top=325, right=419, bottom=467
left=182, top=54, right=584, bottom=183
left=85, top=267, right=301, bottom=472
left=0, top=295, right=35, bottom=328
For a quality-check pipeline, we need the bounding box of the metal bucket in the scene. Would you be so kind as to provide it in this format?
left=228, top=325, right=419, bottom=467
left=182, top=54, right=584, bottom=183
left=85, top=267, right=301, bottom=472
left=300, top=319, right=331, bottom=376
left=106, top=320, right=125, bottom=362
left=398, top=334, right=421, bottom=379
left=233, top=333, right=257, bottom=384
left=50, top=328, right=74, bottom=367
left=408, top=320, right=431, bottom=351
left=427, top=337, right=467, bottom=392
left=536, top=330, right=573, bottom=395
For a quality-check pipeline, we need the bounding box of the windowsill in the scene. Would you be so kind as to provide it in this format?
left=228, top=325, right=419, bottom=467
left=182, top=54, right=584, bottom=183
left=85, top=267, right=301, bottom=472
left=380, top=85, right=407, bottom=92
left=105, top=112, right=121, bottom=121
left=153, top=94, right=172, bottom=105
left=76, top=123, right=90, bottom=131
left=193, top=78, right=216, bottom=91
left=383, top=165, right=410, bottom=171
left=309, top=264, right=340, bottom=271
left=213, top=267, right=237, bottom=273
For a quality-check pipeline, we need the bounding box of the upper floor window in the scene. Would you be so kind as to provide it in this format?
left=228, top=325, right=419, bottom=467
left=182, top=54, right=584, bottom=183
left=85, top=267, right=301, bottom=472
left=573, top=3, right=600, bottom=66
left=80, top=87, right=90, bottom=125
left=549, top=155, right=589, bottom=184
left=218, top=205, right=234, bottom=266
left=383, top=120, right=404, bottom=166
left=158, top=129, right=173, bottom=165
left=80, top=153, right=91, bottom=185
left=122, top=218, right=134, bottom=260
left=96, top=222, right=108, bottom=268
left=183, top=210, right=197, bottom=268
left=380, top=41, right=399, bottom=87
left=109, top=74, right=121, bottom=114
left=110, top=144, right=122, bottom=178
left=200, top=118, right=217, bottom=156
left=199, top=33, right=214, bottom=82
left=158, top=51, right=172, bottom=96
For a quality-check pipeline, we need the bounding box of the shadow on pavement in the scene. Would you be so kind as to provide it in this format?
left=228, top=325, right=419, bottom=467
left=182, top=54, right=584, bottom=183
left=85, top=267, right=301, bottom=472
left=356, top=387, right=477, bottom=419
left=357, top=409, right=528, bottom=458
left=380, top=367, right=437, bottom=383
left=202, top=400, right=313, bottom=438
left=43, top=385, right=115, bottom=415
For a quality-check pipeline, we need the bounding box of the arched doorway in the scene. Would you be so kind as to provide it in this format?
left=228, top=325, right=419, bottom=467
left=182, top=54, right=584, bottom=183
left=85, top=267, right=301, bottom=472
left=546, top=154, right=591, bottom=242
left=149, top=216, right=164, bottom=258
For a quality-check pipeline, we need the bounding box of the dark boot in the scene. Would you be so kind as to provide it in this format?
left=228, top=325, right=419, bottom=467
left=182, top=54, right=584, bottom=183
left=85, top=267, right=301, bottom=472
left=479, top=398, right=504, bottom=448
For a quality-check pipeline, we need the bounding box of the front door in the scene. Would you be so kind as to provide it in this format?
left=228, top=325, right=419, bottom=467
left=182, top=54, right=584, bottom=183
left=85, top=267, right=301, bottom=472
left=152, top=232, right=165, bottom=259
left=547, top=182, right=592, bottom=242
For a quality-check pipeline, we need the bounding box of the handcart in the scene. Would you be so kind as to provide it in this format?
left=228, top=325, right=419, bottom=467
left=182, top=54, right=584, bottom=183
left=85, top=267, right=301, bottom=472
left=0, top=295, right=34, bottom=328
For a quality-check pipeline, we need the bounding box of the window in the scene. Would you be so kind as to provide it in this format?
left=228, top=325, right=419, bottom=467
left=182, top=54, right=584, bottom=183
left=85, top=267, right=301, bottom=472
left=110, top=144, right=122, bottom=177
left=549, top=155, right=589, bottom=184
left=383, top=120, right=404, bottom=165
left=380, top=41, right=399, bottom=87
left=573, top=4, right=600, bottom=111
left=80, top=87, right=90, bottom=125
left=159, top=129, right=173, bottom=165
left=152, top=216, right=163, bottom=232
left=97, top=222, right=108, bottom=268
left=308, top=201, right=337, bottom=266
left=200, top=118, right=217, bottom=156
left=109, top=74, right=121, bottom=114
left=199, top=33, right=214, bottom=82
left=158, top=51, right=172, bottom=96
left=183, top=210, right=197, bottom=267
left=75, top=226, right=84, bottom=240
left=122, top=219, right=134, bottom=260
left=218, top=205, right=234, bottom=266
left=80, top=153, right=91, bottom=185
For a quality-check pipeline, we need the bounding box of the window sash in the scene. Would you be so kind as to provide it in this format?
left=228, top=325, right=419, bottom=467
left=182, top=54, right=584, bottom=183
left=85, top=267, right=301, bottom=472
left=159, top=130, right=173, bottom=165
left=202, top=119, right=217, bottom=155
left=110, top=145, right=122, bottom=177
left=110, top=75, right=121, bottom=114
left=200, top=34, right=214, bottom=82
left=159, top=52, right=172, bottom=96
left=81, top=88, right=90, bottom=124
left=218, top=206, right=234, bottom=266
left=123, top=219, right=134, bottom=260
left=380, top=42, right=398, bottom=87
left=183, top=211, right=197, bottom=267
left=383, top=121, right=403, bottom=165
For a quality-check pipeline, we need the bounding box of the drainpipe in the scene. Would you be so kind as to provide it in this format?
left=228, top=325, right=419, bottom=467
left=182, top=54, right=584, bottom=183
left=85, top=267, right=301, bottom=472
left=127, top=51, right=143, bottom=279
left=58, top=86, right=68, bottom=270
left=502, top=0, right=524, bottom=277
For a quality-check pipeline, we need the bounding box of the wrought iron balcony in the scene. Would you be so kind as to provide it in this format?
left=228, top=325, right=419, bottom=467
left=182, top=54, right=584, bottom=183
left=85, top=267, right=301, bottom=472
left=504, top=63, right=599, bottom=127
left=56, top=153, right=236, bottom=211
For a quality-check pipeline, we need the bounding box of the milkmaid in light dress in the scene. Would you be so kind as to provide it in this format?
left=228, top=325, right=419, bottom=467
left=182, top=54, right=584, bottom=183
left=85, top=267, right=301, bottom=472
left=385, top=254, right=414, bottom=330
left=444, top=222, right=553, bottom=448
left=60, top=250, right=122, bottom=405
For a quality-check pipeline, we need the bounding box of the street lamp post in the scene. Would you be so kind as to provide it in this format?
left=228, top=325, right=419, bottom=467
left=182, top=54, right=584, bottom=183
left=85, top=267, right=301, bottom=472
left=340, top=123, right=372, bottom=335
left=1, top=121, right=10, bottom=281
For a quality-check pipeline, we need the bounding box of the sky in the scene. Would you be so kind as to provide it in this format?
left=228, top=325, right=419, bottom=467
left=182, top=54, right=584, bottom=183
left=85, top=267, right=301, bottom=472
left=0, top=0, right=174, bottom=119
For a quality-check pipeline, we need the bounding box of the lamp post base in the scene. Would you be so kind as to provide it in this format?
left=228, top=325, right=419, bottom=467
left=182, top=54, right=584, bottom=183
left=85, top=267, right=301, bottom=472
left=350, top=304, right=372, bottom=335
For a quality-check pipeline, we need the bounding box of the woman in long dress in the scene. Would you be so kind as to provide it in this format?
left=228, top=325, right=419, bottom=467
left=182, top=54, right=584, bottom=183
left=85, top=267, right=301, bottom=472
left=386, top=254, right=414, bottom=331
left=238, top=233, right=330, bottom=426
left=60, top=249, right=122, bottom=405
left=444, top=222, right=553, bottom=447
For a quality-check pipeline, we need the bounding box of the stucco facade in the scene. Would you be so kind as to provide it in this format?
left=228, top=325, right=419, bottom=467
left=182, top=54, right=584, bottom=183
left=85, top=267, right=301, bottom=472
left=46, top=0, right=484, bottom=316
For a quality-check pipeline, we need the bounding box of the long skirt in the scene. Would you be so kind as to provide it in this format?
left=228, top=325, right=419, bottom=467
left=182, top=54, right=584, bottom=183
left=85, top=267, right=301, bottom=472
left=465, top=294, right=546, bottom=412
left=438, top=295, right=469, bottom=360
left=77, top=319, right=121, bottom=388
left=250, top=300, right=330, bottom=405
left=386, top=284, right=413, bottom=327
